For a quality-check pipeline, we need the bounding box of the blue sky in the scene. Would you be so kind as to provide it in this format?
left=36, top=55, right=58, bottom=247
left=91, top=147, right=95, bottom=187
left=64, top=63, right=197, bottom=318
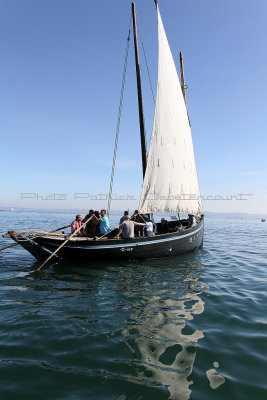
left=1, top=0, right=267, bottom=214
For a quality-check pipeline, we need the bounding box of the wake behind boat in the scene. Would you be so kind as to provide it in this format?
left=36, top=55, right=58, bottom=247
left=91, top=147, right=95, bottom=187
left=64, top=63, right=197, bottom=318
left=2, top=1, right=204, bottom=266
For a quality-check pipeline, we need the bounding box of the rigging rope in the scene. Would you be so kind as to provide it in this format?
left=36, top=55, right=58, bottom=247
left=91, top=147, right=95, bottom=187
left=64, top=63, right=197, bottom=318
left=107, top=20, right=131, bottom=217
left=136, top=12, right=156, bottom=105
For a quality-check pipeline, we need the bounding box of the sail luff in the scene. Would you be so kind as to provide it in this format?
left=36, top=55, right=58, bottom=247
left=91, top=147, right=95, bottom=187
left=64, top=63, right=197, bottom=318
left=138, top=6, right=203, bottom=214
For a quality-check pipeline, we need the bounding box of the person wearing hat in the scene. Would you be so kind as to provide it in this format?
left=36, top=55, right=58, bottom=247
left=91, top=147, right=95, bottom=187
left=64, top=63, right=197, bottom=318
left=71, top=213, right=86, bottom=236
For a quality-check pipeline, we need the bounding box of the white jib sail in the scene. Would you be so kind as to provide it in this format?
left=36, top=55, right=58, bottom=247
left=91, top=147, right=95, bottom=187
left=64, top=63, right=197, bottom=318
left=138, top=6, right=203, bottom=215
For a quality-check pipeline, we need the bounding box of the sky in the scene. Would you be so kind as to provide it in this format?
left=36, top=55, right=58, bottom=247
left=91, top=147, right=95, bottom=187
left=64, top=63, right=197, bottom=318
left=1, top=0, right=267, bottom=214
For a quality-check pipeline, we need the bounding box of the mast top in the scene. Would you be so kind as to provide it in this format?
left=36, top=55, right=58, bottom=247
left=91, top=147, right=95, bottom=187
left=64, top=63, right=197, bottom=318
left=132, top=1, right=157, bottom=7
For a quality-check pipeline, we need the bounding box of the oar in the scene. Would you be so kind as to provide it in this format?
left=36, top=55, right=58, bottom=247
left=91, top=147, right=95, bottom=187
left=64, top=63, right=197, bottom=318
left=137, top=213, right=146, bottom=223
left=50, top=224, right=72, bottom=233
left=0, top=242, right=18, bottom=252
left=35, top=216, right=93, bottom=272
left=0, top=224, right=71, bottom=253
left=96, top=226, right=119, bottom=240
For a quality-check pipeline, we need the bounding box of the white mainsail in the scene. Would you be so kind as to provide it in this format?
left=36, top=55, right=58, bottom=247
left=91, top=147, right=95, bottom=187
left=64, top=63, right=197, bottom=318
left=138, top=6, right=203, bottom=215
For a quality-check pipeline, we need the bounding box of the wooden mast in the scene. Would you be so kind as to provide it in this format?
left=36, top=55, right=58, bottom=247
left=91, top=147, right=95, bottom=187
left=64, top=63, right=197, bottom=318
left=132, top=2, right=147, bottom=179
left=179, top=51, right=187, bottom=106
left=180, top=51, right=191, bottom=125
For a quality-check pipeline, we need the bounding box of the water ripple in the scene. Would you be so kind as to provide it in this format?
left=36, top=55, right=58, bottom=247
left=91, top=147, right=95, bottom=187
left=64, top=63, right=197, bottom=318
left=0, top=216, right=267, bottom=398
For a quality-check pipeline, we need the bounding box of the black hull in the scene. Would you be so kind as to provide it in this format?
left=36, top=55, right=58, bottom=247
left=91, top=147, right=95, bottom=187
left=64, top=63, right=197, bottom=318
left=32, top=220, right=204, bottom=262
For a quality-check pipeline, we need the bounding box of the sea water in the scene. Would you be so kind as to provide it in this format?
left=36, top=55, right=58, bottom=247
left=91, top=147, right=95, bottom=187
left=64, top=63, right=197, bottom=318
left=0, top=212, right=266, bottom=400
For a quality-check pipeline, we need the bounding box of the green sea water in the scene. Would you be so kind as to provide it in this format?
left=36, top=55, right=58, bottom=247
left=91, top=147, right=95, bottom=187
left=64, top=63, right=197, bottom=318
left=0, top=212, right=266, bottom=399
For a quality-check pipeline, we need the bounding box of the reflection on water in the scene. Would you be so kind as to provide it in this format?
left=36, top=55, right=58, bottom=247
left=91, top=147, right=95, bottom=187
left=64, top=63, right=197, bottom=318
left=206, top=361, right=225, bottom=389
left=121, top=260, right=207, bottom=400
left=1, top=215, right=266, bottom=399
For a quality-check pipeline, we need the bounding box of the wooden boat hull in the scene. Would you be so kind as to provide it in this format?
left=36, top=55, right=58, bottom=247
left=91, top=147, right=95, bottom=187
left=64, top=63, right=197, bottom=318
left=32, top=220, right=204, bottom=262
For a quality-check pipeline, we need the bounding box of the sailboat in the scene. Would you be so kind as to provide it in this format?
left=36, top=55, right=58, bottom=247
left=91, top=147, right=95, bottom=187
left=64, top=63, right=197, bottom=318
left=3, top=1, right=204, bottom=263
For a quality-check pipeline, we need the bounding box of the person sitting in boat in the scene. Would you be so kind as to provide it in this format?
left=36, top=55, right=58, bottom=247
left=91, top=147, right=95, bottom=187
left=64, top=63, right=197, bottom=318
left=144, top=217, right=155, bottom=237
left=132, top=210, right=145, bottom=236
left=71, top=214, right=86, bottom=236
left=93, top=209, right=110, bottom=236
left=186, top=214, right=197, bottom=229
left=82, top=209, right=97, bottom=237
left=93, top=210, right=101, bottom=236
left=116, top=215, right=146, bottom=239
left=120, top=211, right=129, bottom=225
left=158, top=218, right=169, bottom=234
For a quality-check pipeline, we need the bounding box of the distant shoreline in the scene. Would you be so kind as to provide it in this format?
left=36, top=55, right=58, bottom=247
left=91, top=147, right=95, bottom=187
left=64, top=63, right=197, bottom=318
left=0, top=207, right=265, bottom=220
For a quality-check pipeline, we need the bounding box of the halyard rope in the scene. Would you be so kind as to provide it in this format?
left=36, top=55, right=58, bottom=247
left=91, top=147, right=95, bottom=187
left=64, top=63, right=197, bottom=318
left=136, top=11, right=156, bottom=105
left=107, top=17, right=131, bottom=217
